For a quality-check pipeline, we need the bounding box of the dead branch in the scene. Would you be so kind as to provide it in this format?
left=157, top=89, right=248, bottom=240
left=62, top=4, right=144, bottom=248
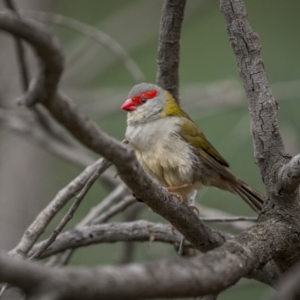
left=0, top=11, right=228, bottom=253
left=30, top=162, right=106, bottom=260
left=93, top=195, right=136, bottom=224
left=9, top=158, right=108, bottom=258
left=28, top=221, right=184, bottom=258
left=78, top=184, right=128, bottom=226
left=0, top=219, right=293, bottom=299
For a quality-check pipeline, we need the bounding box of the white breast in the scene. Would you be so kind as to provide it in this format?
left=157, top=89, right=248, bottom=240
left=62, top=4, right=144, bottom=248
left=125, top=117, right=195, bottom=187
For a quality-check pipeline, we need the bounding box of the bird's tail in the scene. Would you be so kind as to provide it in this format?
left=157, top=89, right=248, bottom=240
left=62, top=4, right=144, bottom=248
left=230, top=180, right=264, bottom=213
left=198, top=149, right=264, bottom=213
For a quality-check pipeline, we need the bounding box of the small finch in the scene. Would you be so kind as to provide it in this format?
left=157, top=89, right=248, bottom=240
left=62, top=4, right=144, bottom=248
left=121, top=83, right=264, bottom=212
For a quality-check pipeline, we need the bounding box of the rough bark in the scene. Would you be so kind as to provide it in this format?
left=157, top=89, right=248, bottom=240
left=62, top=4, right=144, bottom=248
left=156, top=0, right=186, bottom=103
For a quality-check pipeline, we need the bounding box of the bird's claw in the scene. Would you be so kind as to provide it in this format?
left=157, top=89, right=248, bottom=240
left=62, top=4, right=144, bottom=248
left=188, top=205, right=200, bottom=216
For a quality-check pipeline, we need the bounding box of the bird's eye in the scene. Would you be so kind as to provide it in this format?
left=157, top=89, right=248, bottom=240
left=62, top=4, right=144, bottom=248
left=141, top=98, right=147, bottom=104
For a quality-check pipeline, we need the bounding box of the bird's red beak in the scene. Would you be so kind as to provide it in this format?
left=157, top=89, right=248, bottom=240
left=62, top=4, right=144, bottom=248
left=121, top=98, right=137, bottom=111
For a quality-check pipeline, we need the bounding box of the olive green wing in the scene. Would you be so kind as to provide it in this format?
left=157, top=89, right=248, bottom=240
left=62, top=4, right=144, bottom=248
left=179, top=117, right=230, bottom=167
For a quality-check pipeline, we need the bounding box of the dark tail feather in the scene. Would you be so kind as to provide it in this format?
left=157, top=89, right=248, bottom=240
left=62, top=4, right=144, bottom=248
left=230, top=181, right=264, bottom=213
left=197, top=149, right=264, bottom=213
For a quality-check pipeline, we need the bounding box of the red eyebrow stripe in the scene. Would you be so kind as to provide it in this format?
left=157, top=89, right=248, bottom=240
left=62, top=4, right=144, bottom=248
left=141, top=89, right=157, bottom=100
left=132, top=89, right=157, bottom=105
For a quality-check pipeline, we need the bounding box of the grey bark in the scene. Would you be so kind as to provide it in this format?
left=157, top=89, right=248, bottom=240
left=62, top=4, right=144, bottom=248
left=156, top=0, right=186, bottom=103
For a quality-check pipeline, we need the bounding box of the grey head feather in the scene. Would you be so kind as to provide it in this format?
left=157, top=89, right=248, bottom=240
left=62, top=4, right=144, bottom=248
left=128, top=82, right=163, bottom=98
left=127, top=83, right=167, bottom=125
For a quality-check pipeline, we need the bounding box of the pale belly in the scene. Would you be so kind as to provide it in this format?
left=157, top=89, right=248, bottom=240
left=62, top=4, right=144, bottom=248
left=126, top=118, right=200, bottom=194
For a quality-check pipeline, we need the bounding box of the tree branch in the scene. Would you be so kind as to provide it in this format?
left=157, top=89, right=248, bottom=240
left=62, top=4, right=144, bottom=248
left=28, top=221, right=185, bottom=258
left=156, top=0, right=186, bottom=103
left=220, top=0, right=289, bottom=181
left=0, top=220, right=294, bottom=299
left=0, top=13, right=63, bottom=107
left=117, top=202, right=144, bottom=264
left=4, top=0, right=29, bottom=90
left=0, top=107, right=118, bottom=190
left=93, top=195, right=136, bottom=224
left=277, top=154, right=300, bottom=195
left=30, top=161, right=106, bottom=260
left=9, top=158, right=109, bottom=258
left=21, top=10, right=145, bottom=83
left=0, top=11, right=227, bottom=253
left=4, top=0, right=74, bottom=142
left=220, top=0, right=300, bottom=280
left=77, top=184, right=128, bottom=227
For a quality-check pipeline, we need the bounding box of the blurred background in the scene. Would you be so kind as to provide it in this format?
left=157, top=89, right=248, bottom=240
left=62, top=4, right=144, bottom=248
left=0, top=0, right=300, bottom=299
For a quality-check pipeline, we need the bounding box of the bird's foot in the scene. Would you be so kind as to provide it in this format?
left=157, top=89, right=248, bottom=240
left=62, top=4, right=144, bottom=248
left=170, top=192, right=185, bottom=203
left=188, top=205, right=200, bottom=216
left=167, top=184, right=192, bottom=191
left=167, top=184, right=192, bottom=203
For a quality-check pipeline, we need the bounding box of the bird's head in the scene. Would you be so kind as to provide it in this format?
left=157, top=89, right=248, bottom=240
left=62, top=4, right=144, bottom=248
left=121, top=83, right=182, bottom=125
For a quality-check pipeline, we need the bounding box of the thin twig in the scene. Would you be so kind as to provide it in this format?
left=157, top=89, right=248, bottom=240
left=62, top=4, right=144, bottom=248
left=197, top=204, right=255, bottom=231
left=21, top=10, right=145, bottom=83
left=29, top=221, right=187, bottom=258
left=177, top=236, right=185, bottom=256
left=30, top=162, right=105, bottom=260
left=58, top=186, right=130, bottom=266
left=60, top=199, right=143, bottom=266
left=4, top=0, right=29, bottom=90
left=9, top=158, right=109, bottom=259
left=77, top=184, right=127, bottom=227
left=117, top=201, right=144, bottom=264
left=58, top=248, right=73, bottom=266
left=0, top=284, right=7, bottom=299
left=3, top=0, right=66, bottom=139
left=93, top=195, right=136, bottom=224
left=197, top=294, right=218, bottom=300
left=0, top=108, right=118, bottom=190
left=201, top=216, right=257, bottom=222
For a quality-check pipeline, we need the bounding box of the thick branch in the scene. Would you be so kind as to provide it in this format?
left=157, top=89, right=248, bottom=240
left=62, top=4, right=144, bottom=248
left=0, top=247, right=246, bottom=299
left=277, top=154, right=300, bottom=195
left=220, top=0, right=288, bottom=180
left=0, top=13, right=63, bottom=107
left=220, top=0, right=300, bottom=282
left=156, top=0, right=186, bottom=103
left=0, top=220, right=293, bottom=299
left=0, top=11, right=227, bottom=253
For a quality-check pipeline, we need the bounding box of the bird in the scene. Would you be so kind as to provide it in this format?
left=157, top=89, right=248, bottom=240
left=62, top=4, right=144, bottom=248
left=121, top=82, right=264, bottom=213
